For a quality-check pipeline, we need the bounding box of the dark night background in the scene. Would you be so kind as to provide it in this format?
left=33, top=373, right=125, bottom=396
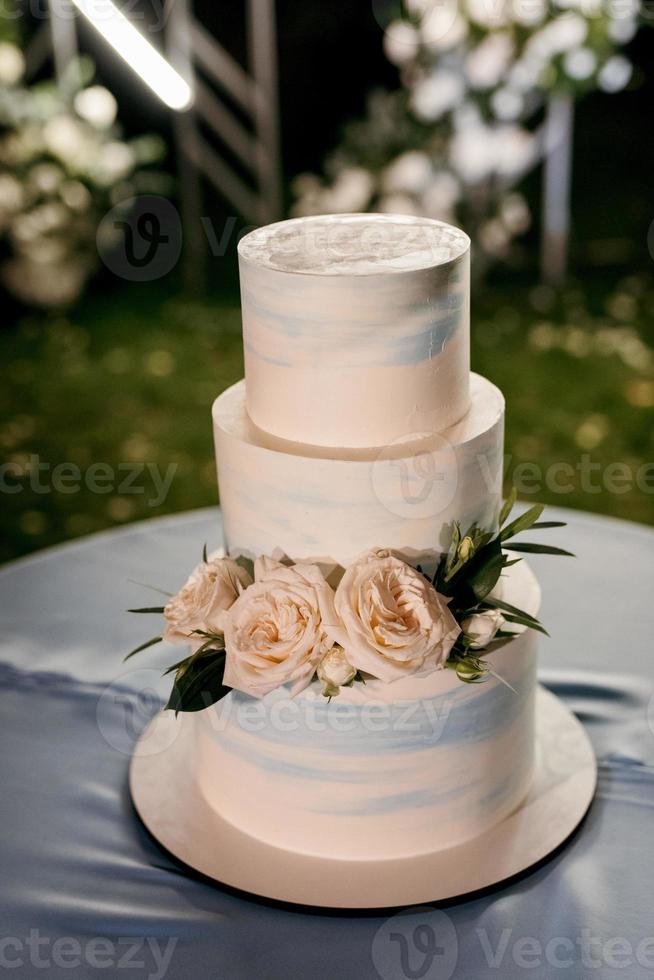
left=71, top=0, right=654, bottom=273
left=2, top=0, right=654, bottom=561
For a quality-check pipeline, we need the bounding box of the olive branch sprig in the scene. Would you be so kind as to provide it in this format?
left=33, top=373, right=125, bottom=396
left=435, top=488, right=573, bottom=683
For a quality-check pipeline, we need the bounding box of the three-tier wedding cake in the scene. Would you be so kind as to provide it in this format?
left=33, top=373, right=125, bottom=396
left=189, top=213, right=542, bottom=861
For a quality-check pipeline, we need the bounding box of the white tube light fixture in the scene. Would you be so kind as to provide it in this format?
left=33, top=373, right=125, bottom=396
left=70, top=0, right=193, bottom=111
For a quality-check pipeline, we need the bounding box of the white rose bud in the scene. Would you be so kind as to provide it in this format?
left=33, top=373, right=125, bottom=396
left=317, top=647, right=357, bottom=698
left=461, top=608, right=504, bottom=649
left=457, top=535, right=475, bottom=562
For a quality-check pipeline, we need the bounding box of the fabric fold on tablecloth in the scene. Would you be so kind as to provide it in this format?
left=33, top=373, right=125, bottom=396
left=2, top=657, right=654, bottom=980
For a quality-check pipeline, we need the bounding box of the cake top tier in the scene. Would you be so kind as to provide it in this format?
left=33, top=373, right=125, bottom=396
left=238, top=213, right=470, bottom=276
left=238, top=213, right=471, bottom=449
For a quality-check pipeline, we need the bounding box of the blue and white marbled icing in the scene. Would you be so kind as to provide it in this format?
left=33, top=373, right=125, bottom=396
left=194, top=562, right=540, bottom=859
left=201, top=212, right=539, bottom=861
left=238, top=214, right=470, bottom=448
left=212, top=373, right=504, bottom=567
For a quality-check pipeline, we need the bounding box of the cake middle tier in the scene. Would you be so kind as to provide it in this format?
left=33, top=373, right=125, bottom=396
left=213, top=373, right=504, bottom=567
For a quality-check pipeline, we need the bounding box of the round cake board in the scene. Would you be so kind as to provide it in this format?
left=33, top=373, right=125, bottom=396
left=129, top=686, right=596, bottom=909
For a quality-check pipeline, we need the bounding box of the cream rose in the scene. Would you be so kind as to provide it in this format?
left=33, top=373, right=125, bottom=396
left=330, top=549, right=460, bottom=682
left=163, top=554, right=252, bottom=648
left=223, top=557, right=339, bottom=698
left=461, top=608, right=504, bottom=649
left=317, top=646, right=357, bottom=698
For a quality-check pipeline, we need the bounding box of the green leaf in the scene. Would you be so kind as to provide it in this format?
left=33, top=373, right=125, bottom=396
left=476, top=530, right=496, bottom=549
left=469, top=549, right=505, bottom=600
left=502, top=612, right=549, bottom=636
left=127, top=606, right=165, bottom=614
left=455, top=532, right=500, bottom=592
left=438, top=527, right=499, bottom=595
left=124, top=636, right=162, bottom=661
left=165, top=650, right=231, bottom=713
left=163, top=655, right=193, bottom=676
left=499, top=487, right=517, bottom=527
left=482, top=595, right=539, bottom=618
left=482, top=597, right=548, bottom=634
left=202, top=542, right=208, bottom=563
left=189, top=636, right=223, bottom=661
left=530, top=521, right=567, bottom=529
left=162, top=644, right=224, bottom=677
left=500, top=503, right=544, bottom=541
left=504, top=542, right=575, bottom=557
left=127, top=579, right=173, bottom=598
left=191, top=628, right=224, bottom=641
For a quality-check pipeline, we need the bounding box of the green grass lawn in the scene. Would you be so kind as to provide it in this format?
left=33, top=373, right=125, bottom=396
left=2, top=269, right=654, bottom=564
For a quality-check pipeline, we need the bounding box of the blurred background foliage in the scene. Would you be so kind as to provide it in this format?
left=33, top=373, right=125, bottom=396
left=1, top=0, right=654, bottom=564
left=291, top=0, right=641, bottom=265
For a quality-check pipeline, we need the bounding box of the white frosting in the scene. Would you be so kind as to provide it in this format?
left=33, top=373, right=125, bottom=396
left=238, top=212, right=470, bottom=274
left=200, top=213, right=539, bottom=861
left=238, top=214, right=470, bottom=448
left=212, top=373, right=504, bottom=568
left=194, top=559, right=540, bottom=860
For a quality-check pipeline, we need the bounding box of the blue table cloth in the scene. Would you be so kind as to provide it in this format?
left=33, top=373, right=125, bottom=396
left=1, top=507, right=653, bottom=980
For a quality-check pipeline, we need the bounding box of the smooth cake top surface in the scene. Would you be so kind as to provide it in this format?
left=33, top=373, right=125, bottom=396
left=238, top=213, right=470, bottom=276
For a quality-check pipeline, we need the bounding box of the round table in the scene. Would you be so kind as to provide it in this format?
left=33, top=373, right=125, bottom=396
left=1, top=507, right=653, bottom=980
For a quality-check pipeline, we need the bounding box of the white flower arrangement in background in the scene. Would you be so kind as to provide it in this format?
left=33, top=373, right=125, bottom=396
left=292, top=0, right=641, bottom=265
left=0, top=51, right=166, bottom=308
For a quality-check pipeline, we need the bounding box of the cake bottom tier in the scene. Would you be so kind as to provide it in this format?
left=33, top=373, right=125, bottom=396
left=193, top=561, right=539, bottom=861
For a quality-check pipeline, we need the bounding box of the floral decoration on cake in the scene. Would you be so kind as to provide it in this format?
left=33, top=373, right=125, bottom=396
left=126, top=490, right=572, bottom=712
